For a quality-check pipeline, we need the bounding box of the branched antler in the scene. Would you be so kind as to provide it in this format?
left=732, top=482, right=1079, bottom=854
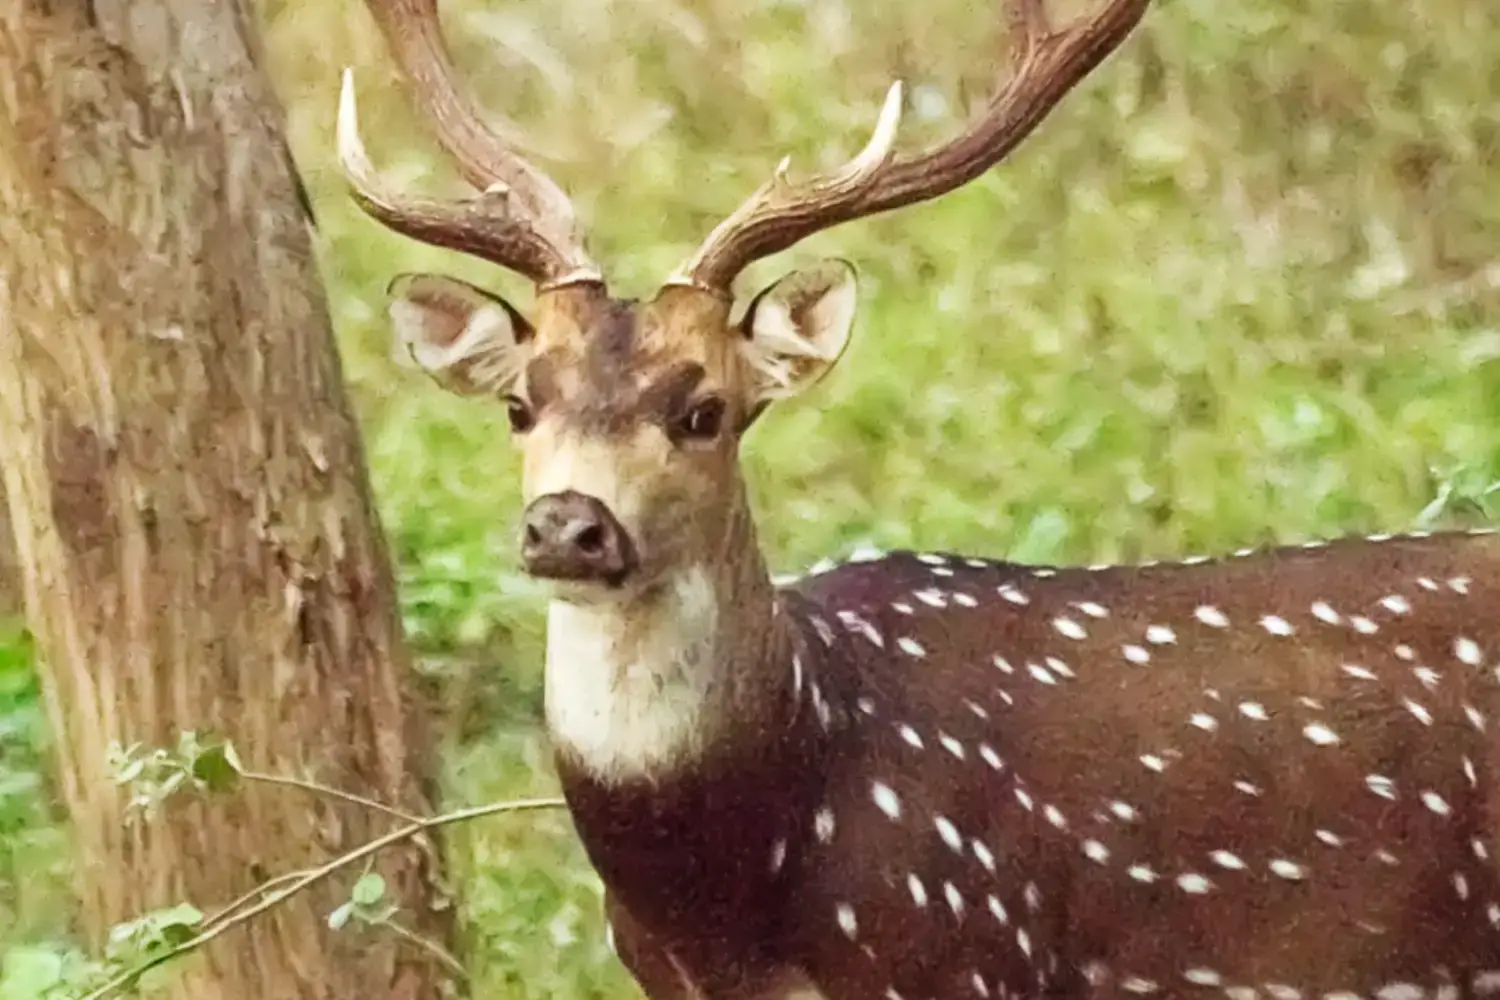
left=669, top=0, right=1151, bottom=293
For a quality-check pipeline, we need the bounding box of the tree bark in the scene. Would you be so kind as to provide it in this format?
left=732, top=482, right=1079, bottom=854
left=0, top=3, right=455, bottom=998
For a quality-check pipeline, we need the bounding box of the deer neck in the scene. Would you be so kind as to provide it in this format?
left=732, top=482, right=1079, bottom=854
left=543, top=494, right=794, bottom=787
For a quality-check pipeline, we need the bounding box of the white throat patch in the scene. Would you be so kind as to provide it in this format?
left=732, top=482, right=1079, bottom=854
left=544, top=566, right=722, bottom=783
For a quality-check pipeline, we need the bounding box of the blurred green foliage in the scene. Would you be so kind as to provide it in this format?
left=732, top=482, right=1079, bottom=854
left=5, top=0, right=1500, bottom=995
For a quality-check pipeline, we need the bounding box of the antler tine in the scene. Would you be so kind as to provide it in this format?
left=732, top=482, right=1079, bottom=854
left=674, top=0, right=1151, bottom=294
left=341, top=0, right=601, bottom=289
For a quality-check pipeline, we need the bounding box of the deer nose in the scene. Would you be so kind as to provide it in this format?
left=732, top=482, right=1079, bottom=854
left=520, top=491, right=637, bottom=585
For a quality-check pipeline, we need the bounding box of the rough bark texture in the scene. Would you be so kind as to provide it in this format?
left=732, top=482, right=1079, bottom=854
left=0, top=3, right=455, bottom=998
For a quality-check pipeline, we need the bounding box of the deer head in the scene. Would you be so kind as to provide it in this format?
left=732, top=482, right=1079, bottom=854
left=339, top=0, right=1150, bottom=608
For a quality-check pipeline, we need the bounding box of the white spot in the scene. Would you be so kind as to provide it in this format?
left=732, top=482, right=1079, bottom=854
left=769, top=838, right=787, bottom=873
left=1465, top=704, right=1486, bottom=731
left=1045, top=656, right=1075, bottom=679
left=1210, top=849, right=1246, bottom=870
left=1176, top=873, right=1212, bottom=893
left=1473, top=838, right=1489, bottom=861
left=897, top=636, right=926, bottom=657
left=1234, top=780, right=1262, bottom=796
left=1417, top=577, right=1440, bottom=591
left=907, top=873, right=928, bottom=906
left=898, top=724, right=923, bottom=749
left=1260, top=615, right=1294, bottom=636
left=939, top=733, right=966, bottom=759
left=972, top=839, right=997, bottom=872
left=1366, top=774, right=1397, bottom=800
left=1190, top=713, right=1218, bottom=732
left=979, top=743, right=1004, bottom=770
left=814, top=807, right=836, bottom=842
left=1140, top=754, right=1167, bottom=772
left=1379, top=595, right=1412, bottom=615
left=1341, top=663, right=1377, bottom=681
left=1405, top=699, right=1434, bottom=726
left=857, top=696, right=877, bottom=715
left=836, top=902, right=857, bottom=938
left=1315, top=829, right=1344, bottom=847
left=1076, top=601, right=1109, bottom=618
left=1350, top=615, right=1379, bottom=633
left=954, top=592, right=979, bottom=608
left=1303, top=723, right=1340, bottom=745
left=1449, top=576, right=1471, bottom=595
left=1053, top=617, right=1087, bottom=640
left=1129, top=864, right=1160, bottom=883
left=1310, top=601, right=1341, bottom=624
left=987, top=895, right=1008, bottom=923
left=1109, top=801, right=1139, bottom=822
left=1239, top=701, right=1270, bottom=721
left=971, top=972, right=989, bottom=997
left=891, top=601, right=914, bottom=615
left=1455, top=637, right=1483, bottom=666
left=872, top=781, right=902, bottom=820
left=1414, top=666, right=1441, bottom=689
left=1146, top=624, right=1177, bottom=644
left=943, top=881, right=964, bottom=916
left=1375, top=985, right=1424, bottom=1000
left=1195, top=605, right=1229, bottom=628
left=998, top=585, right=1030, bottom=605
left=991, top=654, right=1015, bottom=674
left=935, top=816, right=964, bottom=852
left=1123, top=978, right=1159, bottom=994
left=1028, top=662, right=1059, bottom=685
left=1454, top=873, right=1470, bottom=900
left=1044, top=804, right=1068, bottom=829
left=1394, top=644, right=1416, bottom=661
left=916, top=553, right=947, bottom=565
left=1083, top=839, right=1111, bottom=863
left=1269, top=859, right=1307, bottom=880
left=1265, top=986, right=1302, bottom=1000
left=1123, top=644, right=1151, bottom=664
left=1184, top=969, right=1222, bottom=986
left=1421, top=790, right=1452, bottom=816
left=914, top=588, right=947, bottom=608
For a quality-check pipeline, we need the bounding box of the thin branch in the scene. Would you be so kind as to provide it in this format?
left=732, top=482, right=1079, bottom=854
left=83, top=796, right=567, bottom=1000
left=237, top=768, right=425, bottom=825
left=382, top=917, right=470, bottom=980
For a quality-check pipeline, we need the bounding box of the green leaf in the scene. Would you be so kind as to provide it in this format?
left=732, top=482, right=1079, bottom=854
left=351, top=872, right=386, bottom=906
left=191, top=741, right=242, bottom=793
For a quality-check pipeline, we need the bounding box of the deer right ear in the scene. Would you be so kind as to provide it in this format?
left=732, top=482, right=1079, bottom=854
left=387, top=273, right=534, bottom=396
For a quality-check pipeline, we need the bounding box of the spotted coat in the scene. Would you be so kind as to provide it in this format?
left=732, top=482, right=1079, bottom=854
left=557, top=529, right=1500, bottom=1000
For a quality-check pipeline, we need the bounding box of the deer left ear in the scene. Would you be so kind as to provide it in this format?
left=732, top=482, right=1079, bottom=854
left=740, top=259, right=858, bottom=408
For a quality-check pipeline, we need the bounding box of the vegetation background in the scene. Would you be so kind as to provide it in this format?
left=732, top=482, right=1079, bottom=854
left=2, top=0, right=1498, bottom=996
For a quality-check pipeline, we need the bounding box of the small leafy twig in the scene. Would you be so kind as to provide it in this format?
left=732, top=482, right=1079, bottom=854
left=82, top=795, right=566, bottom=1000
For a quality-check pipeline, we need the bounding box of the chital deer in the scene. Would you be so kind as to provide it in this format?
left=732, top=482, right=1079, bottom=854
left=339, top=1, right=1500, bottom=998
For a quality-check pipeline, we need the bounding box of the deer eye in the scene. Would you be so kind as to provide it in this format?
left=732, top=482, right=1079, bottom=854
left=504, top=395, right=535, bottom=434
left=673, top=398, right=725, bottom=441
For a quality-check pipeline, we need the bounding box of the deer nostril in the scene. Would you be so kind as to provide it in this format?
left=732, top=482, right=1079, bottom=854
left=574, top=523, right=606, bottom=556
left=524, top=523, right=543, bottom=547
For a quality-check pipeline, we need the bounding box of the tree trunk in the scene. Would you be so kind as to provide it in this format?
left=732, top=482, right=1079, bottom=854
left=0, top=4, right=456, bottom=998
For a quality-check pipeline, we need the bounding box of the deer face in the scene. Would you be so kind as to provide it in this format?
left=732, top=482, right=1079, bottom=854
left=387, top=261, right=858, bottom=603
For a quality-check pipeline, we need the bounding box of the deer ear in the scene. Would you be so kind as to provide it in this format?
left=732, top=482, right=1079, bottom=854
left=740, top=259, right=857, bottom=406
left=387, top=273, right=534, bottom=396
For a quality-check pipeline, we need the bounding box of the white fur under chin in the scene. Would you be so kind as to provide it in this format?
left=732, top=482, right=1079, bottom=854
left=544, top=566, right=722, bottom=784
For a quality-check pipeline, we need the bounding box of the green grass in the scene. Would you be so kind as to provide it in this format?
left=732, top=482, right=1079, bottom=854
left=6, top=0, right=1500, bottom=995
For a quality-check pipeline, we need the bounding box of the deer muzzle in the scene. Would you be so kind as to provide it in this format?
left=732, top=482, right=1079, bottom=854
left=520, top=490, right=638, bottom=587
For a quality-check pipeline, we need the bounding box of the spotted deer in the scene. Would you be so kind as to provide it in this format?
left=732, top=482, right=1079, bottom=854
left=339, top=0, right=1500, bottom=998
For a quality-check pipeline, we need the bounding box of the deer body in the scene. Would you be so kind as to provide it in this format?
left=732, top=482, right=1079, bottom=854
left=551, top=531, right=1500, bottom=1000
left=334, top=0, right=1500, bottom=995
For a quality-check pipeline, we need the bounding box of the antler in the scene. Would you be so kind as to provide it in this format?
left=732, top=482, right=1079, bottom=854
left=338, top=0, right=601, bottom=290
left=669, top=0, right=1151, bottom=293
